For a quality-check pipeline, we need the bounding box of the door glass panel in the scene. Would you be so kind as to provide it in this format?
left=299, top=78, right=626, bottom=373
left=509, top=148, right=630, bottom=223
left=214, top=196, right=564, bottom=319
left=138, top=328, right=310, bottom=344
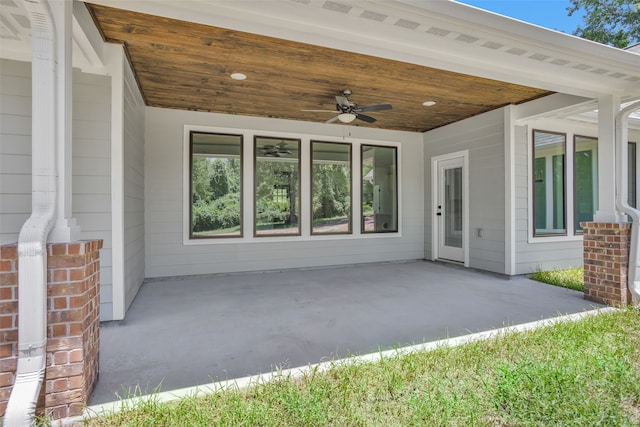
left=444, top=166, right=463, bottom=248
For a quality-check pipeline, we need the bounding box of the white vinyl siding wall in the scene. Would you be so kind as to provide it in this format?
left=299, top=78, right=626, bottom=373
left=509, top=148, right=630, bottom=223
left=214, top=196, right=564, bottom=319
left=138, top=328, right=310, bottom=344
left=145, top=107, right=423, bottom=278
left=72, top=69, right=113, bottom=320
left=122, top=59, right=145, bottom=310
left=0, top=59, right=114, bottom=319
left=424, top=108, right=506, bottom=274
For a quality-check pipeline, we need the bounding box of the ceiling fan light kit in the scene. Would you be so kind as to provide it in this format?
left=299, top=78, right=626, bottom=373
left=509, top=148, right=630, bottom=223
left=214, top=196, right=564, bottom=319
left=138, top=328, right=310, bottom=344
left=338, top=113, right=357, bottom=123
left=303, top=90, right=392, bottom=125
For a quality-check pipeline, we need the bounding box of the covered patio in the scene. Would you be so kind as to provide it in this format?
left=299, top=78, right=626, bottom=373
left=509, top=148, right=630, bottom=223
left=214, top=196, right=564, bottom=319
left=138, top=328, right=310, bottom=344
left=91, top=261, right=602, bottom=405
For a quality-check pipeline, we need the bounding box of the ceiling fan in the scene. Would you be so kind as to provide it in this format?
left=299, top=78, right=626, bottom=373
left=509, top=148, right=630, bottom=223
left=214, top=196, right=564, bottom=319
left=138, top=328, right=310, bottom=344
left=303, top=90, right=392, bottom=124
left=260, top=142, right=292, bottom=157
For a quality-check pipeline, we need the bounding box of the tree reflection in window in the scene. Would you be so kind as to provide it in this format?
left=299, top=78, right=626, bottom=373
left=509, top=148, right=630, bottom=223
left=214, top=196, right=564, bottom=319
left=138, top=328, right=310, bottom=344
left=254, top=137, right=301, bottom=236
left=190, top=132, right=242, bottom=238
left=362, top=145, right=398, bottom=233
left=311, top=141, right=352, bottom=235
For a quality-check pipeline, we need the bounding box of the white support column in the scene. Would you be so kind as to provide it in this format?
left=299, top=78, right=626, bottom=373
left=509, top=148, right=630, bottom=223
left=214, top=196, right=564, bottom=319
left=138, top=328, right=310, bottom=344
left=107, top=43, right=126, bottom=320
left=504, top=105, right=516, bottom=275
left=48, top=0, right=81, bottom=242
left=594, top=94, right=627, bottom=223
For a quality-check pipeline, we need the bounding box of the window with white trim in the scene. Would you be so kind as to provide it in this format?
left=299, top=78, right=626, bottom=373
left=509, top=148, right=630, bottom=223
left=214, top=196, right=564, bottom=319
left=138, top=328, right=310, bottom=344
left=189, top=132, right=243, bottom=238
left=254, top=136, right=301, bottom=237
left=574, top=135, right=598, bottom=233
left=533, top=130, right=566, bottom=236
left=311, top=141, right=352, bottom=235
left=186, top=129, right=401, bottom=241
left=531, top=129, right=601, bottom=238
left=362, top=144, right=398, bottom=233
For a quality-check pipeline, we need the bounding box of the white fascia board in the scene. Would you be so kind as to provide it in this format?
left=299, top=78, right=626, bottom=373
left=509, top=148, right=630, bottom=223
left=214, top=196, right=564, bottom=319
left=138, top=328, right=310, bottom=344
left=81, top=0, right=640, bottom=97
left=72, top=1, right=107, bottom=74
left=515, top=94, right=595, bottom=122
left=0, top=43, right=32, bottom=63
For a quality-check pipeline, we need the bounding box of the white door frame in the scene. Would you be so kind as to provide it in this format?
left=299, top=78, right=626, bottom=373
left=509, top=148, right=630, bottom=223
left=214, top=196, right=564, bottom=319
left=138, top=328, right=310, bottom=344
left=431, top=150, right=469, bottom=267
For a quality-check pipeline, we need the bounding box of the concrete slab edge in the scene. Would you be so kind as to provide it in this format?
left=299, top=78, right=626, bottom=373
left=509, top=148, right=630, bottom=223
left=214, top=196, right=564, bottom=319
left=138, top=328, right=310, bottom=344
left=59, top=306, right=617, bottom=426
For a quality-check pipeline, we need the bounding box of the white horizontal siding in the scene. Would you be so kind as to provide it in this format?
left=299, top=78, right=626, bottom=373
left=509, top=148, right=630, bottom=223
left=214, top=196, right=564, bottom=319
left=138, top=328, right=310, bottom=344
left=0, top=59, right=31, bottom=245
left=423, top=108, right=506, bottom=274
left=72, top=69, right=113, bottom=320
left=0, top=60, right=114, bottom=321
left=145, top=107, right=424, bottom=278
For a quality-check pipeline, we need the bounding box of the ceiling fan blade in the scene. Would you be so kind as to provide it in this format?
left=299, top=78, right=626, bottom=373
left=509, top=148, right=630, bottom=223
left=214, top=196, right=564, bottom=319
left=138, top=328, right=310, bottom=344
left=302, top=109, right=338, bottom=113
left=356, top=104, right=392, bottom=113
left=356, top=113, right=377, bottom=123
left=325, top=115, right=340, bottom=124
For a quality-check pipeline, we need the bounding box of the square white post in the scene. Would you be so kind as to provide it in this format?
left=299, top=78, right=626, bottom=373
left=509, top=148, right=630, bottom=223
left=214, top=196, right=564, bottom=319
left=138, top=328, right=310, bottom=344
left=593, top=94, right=626, bottom=223
left=48, top=0, right=81, bottom=242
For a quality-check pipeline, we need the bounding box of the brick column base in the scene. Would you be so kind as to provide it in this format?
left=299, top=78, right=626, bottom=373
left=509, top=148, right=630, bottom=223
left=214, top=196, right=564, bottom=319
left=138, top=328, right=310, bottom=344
left=0, top=240, right=103, bottom=420
left=582, top=222, right=635, bottom=306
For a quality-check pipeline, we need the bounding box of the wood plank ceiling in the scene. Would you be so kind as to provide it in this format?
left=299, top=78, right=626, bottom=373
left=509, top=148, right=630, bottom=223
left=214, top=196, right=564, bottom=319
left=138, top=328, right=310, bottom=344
left=88, top=3, right=552, bottom=133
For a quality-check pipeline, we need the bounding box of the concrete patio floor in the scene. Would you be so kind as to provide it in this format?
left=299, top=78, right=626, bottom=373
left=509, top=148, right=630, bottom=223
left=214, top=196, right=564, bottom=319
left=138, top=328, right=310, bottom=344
left=90, top=260, right=602, bottom=405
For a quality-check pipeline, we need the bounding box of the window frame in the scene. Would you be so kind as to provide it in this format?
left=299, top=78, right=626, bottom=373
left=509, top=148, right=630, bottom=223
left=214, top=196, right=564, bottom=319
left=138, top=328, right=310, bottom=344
left=253, top=135, right=302, bottom=238
left=531, top=129, right=567, bottom=238
left=189, top=131, right=244, bottom=240
left=310, top=140, right=353, bottom=236
left=183, top=126, right=402, bottom=244
left=361, top=144, right=399, bottom=234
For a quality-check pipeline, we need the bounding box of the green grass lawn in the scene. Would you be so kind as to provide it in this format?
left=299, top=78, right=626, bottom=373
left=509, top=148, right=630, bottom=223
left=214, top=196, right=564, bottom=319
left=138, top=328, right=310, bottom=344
left=84, top=308, right=640, bottom=427
left=530, top=266, right=585, bottom=292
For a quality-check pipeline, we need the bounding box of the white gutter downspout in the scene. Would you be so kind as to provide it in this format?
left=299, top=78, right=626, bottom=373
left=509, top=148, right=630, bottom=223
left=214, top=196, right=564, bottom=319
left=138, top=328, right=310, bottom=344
left=4, top=0, right=57, bottom=425
left=615, top=100, right=640, bottom=303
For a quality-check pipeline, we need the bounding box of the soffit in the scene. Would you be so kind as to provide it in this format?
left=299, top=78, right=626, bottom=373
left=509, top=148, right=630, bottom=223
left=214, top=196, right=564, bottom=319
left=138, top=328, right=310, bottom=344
left=87, top=3, right=551, bottom=133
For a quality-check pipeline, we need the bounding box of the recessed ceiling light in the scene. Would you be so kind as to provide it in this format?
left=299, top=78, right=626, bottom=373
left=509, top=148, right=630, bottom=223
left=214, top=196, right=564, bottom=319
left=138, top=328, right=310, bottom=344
left=230, top=73, right=247, bottom=80
left=422, top=101, right=436, bottom=107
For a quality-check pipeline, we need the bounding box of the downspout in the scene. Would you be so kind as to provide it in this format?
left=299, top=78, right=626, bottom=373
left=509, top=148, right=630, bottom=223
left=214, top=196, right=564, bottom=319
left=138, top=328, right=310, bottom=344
left=4, top=0, right=57, bottom=425
left=615, top=100, right=640, bottom=303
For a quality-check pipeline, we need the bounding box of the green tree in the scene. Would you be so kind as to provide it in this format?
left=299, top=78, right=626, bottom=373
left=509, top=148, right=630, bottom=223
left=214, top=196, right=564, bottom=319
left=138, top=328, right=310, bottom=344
left=209, top=159, right=230, bottom=200
left=568, top=0, right=640, bottom=48
left=192, top=157, right=214, bottom=203
left=313, top=164, right=350, bottom=219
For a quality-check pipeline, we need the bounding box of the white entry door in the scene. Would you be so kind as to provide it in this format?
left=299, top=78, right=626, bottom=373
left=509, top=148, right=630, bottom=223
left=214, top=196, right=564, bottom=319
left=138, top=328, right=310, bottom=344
left=434, top=155, right=467, bottom=264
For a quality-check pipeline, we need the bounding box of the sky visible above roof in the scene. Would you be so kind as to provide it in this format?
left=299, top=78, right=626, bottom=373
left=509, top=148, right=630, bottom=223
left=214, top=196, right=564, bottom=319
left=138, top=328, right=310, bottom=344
left=459, top=0, right=583, bottom=34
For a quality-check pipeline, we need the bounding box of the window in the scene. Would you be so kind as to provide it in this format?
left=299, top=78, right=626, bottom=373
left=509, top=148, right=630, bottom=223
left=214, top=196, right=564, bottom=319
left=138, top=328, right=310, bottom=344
left=311, top=141, right=352, bottom=235
left=574, top=135, right=598, bottom=233
left=362, top=145, right=398, bottom=233
left=533, top=130, right=566, bottom=236
left=189, top=132, right=243, bottom=238
left=254, top=137, right=301, bottom=236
